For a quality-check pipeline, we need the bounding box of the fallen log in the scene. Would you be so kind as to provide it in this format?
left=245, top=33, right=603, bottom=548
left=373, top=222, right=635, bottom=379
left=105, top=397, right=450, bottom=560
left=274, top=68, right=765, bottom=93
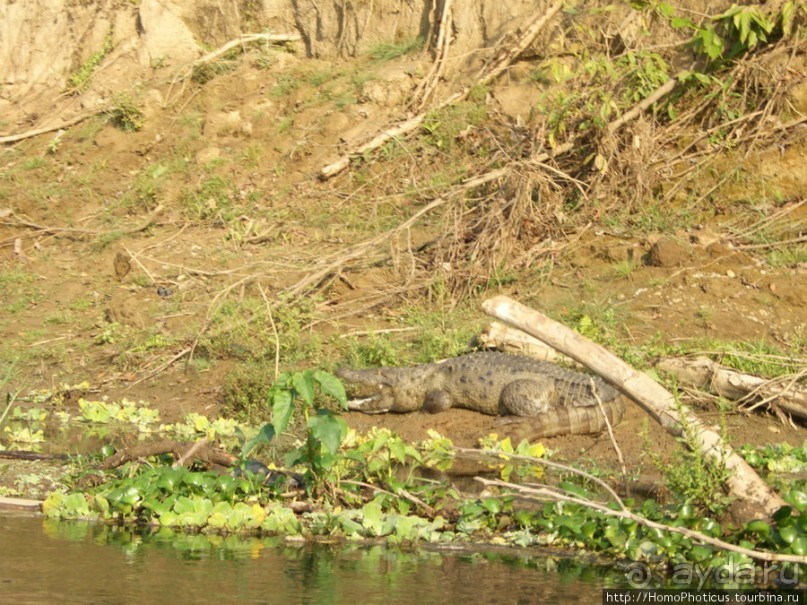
left=0, top=450, right=69, bottom=461
left=0, top=496, right=42, bottom=512
left=657, top=356, right=807, bottom=422
left=478, top=321, right=564, bottom=362
left=482, top=295, right=786, bottom=521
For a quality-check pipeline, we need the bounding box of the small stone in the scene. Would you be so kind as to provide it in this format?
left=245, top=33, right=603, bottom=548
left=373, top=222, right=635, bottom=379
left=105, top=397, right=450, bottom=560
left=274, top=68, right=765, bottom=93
left=644, top=237, right=689, bottom=267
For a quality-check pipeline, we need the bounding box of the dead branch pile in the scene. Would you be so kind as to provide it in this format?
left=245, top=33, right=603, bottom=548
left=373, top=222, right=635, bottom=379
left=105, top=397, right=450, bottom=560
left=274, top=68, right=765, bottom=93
left=303, top=2, right=806, bottom=298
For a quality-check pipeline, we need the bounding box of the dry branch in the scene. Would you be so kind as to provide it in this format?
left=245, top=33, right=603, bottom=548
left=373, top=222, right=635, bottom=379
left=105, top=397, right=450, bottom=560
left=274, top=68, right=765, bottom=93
left=285, top=196, right=450, bottom=296
left=475, top=476, right=806, bottom=564
left=0, top=113, right=97, bottom=145
left=2, top=205, right=163, bottom=243
left=195, top=33, right=300, bottom=65
left=0, top=450, right=69, bottom=461
left=482, top=295, right=786, bottom=521
left=657, top=357, right=807, bottom=422
left=411, top=0, right=454, bottom=111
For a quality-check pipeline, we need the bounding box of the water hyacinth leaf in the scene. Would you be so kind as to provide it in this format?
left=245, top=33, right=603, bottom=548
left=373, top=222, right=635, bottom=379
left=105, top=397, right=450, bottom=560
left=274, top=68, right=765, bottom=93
left=229, top=503, right=266, bottom=530
left=262, top=506, right=302, bottom=535
left=339, top=516, right=363, bottom=537
left=604, top=523, right=627, bottom=548
left=158, top=510, right=178, bottom=527
left=94, top=495, right=110, bottom=516
left=481, top=498, right=502, bottom=515
left=699, top=518, right=722, bottom=537
left=791, top=536, right=807, bottom=556
left=689, top=545, right=713, bottom=562
left=779, top=525, right=799, bottom=545
left=362, top=499, right=384, bottom=536
left=745, top=520, right=771, bottom=537
left=394, top=515, right=420, bottom=541
left=207, top=511, right=228, bottom=529
left=786, top=489, right=807, bottom=511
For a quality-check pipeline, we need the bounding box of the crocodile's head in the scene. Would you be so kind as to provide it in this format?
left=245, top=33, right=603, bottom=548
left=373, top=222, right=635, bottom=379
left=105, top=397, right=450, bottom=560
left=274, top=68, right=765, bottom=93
left=335, top=366, right=414, bottom=413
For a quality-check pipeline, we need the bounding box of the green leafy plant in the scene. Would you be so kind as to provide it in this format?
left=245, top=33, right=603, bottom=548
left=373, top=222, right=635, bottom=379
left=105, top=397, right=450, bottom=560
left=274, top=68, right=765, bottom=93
left=105, top=95, right=145, bottom=132
left=243, top=370, right=348, bottom=484
left=647, top=1, right=799, bottom=67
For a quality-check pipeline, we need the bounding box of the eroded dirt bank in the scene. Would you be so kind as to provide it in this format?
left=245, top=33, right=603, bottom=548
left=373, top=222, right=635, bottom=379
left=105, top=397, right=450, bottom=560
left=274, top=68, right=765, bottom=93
left=0, top=0, right=805, bottom=478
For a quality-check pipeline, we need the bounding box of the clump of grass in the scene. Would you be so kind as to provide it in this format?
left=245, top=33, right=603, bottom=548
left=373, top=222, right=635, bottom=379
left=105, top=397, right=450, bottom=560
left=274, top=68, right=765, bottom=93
left=369, top=37, right=423, bottom=61
left=270, top=74, right=301, bottom=97
left=191, top=57, right=239, bottom=85
left=106, top=95, right=145, bottom=132
left=221, top=361, right=274, bottom=422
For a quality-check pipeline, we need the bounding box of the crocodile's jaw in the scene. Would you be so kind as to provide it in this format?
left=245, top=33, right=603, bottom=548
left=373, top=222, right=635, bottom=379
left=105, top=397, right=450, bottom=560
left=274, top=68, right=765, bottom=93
left=337, top=367, right=400, bottom=413
left=346, top=395, right=391, bottom=414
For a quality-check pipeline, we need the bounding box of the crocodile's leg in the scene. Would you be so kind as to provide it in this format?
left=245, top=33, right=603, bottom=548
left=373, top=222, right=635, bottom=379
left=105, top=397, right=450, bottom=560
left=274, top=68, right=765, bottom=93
left=422, top=390, right=452, bottom=413
left=499, top=378, right=556, bottom=416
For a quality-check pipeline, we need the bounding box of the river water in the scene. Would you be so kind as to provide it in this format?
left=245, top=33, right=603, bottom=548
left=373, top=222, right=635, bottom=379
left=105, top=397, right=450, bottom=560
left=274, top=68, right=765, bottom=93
left=1, top=513, right=609, bottom=604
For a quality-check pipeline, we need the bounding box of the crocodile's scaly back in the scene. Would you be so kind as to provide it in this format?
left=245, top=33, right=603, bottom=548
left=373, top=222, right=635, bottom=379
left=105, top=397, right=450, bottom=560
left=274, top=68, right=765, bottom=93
left=337, top=351, right=626, bottom=437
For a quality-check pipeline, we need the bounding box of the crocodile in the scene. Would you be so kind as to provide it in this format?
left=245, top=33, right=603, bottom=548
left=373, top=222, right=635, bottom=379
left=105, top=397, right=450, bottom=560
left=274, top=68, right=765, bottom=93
left=336, top=351, right=626, bottom=438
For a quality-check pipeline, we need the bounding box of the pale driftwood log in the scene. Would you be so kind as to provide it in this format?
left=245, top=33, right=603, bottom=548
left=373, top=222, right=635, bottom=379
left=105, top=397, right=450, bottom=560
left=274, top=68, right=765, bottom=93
left=657, top=357, right=807, bottom=422
left=478, top=321, right=564, bottom=362
left=482, top=295, right=786, bottom=521
left=320, top=1, right=564, bottom=180
left=0, top=496, right=42, bottom=512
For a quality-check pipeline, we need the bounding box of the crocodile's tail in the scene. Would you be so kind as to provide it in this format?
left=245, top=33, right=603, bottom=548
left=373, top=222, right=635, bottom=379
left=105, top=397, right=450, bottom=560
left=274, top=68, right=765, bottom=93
left=496, top=397, right=627, bottom=441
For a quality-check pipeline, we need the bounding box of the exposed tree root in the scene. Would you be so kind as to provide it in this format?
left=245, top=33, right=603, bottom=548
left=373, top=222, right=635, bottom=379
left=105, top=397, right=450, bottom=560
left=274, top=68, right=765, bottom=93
left=99, top=439, right=236, bottom=471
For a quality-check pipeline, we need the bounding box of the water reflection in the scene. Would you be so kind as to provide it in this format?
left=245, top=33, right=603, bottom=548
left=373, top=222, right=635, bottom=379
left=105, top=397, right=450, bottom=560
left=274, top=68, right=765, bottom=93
left=1, top=514, right=607, bottom=604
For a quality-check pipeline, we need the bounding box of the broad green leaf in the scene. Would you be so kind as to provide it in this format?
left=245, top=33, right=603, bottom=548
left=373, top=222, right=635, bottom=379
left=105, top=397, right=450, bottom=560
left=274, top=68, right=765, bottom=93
left=292, top=371, right=315, bottom=406
left=389, top=438, right=407, bottom=463
left=243, top=423, right=276, bottom=457
left=689, top=545, right=713, bottom=562
left=313, top=369, right=347, bottom=408
left=272, top=390, right=294, bottom=435
left=308, top=409, right=347, bottom=455
left=745, top=520, right=770, bottom=536
left=173, top=496, right=197, bottom=516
